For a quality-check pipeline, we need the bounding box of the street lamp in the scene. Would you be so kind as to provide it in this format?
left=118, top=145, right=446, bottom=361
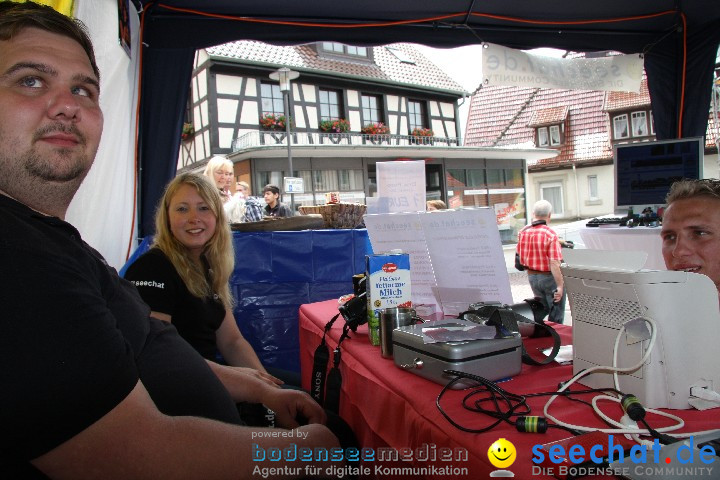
left=269, top=67, right=300, bottom=212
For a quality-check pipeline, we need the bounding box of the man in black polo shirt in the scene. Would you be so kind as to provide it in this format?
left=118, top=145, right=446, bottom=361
left=263, top=183, right=294, bottom=217
left=0, top=3, right=337, bottom=479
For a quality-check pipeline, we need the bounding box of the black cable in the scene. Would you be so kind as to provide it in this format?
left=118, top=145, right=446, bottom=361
left=640, top=419, right=678, bottom=444
left=437, top=370, right=626, bottom=436
left=436, top=373, right=528, bottom=433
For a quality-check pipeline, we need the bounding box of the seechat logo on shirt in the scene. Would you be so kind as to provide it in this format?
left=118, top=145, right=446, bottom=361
left=130, top=280, right=164, bottom=289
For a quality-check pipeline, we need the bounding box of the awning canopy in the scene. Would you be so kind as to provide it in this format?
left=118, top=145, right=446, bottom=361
left=131, top=0, right=720, bottom=236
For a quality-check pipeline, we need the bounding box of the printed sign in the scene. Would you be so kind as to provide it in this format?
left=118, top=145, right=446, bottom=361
left=283, top=177, right=304, bottom=193
left=483, top=43, right=643, bottom=93
left=364, top=209, right=512, bottom=316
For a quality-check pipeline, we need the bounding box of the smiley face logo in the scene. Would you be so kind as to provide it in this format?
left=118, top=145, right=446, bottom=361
left=488, top=438, right=516, bottom=469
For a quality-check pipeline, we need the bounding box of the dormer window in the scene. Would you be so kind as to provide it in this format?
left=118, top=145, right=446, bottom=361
left=538, top=127, right=549, bottom=147
left=549, top=125, right=561, bottom=146
left=536, top=124, right=563, bottom=147
left=613, top=114, right=629, bottom=139
left=631, top=111, right=648, bottom=136
left=318, top=42, right=371, bottom=60
left=528, top=106, right=567, bottom=148
left=611, top=109, right=653, bottom=141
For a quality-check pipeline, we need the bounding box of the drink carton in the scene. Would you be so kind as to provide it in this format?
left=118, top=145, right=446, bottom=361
left=366, top=252, right=411, bottom=346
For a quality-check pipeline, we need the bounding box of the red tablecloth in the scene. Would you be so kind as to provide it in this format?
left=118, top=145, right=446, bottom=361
left=299, top=300, right=719, bottom=480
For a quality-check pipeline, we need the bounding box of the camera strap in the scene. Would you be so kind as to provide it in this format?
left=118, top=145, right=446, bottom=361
left=311, top=313, right=355, bottom=413
left=311, top=312, right=340, bottom=405
left=522, top=319, right=561, bottom=366
left=324, top=323, right=352, bottom=414
left=459, top=307, right=561, bottom=366
left=485, top=308, right=561, bottom=365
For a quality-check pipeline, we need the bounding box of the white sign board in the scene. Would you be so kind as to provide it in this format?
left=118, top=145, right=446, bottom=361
left=364, top=208, right=511, bottom=317
left=283, top=177, right=304, bottom=193
left=376, top=160, right=426, bottom=213
left=363, top=213, right=437, bottom=310
left=482, top=43, right=643, bottom=93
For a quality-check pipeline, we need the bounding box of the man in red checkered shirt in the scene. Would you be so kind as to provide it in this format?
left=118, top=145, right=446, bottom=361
left=516, top=200, right=566, bottom=323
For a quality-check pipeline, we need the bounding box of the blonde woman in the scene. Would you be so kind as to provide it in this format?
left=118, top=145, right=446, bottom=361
left=125, top=173, right=280, bottom=386
left=203, top=155, right=252, bottom=223
left=202, top=156, right=234, bottom=203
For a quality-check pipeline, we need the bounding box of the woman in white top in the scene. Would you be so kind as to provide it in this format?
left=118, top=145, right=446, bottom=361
left=202, top=156, right=234, bottom=203
left=203, top=156, right=247, bottom=223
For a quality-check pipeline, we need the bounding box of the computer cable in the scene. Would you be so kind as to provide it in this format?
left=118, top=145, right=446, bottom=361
left=543, top=317, right=687, bottom=436
left=436, top=371, right=530, bottom=434
left=437, top=370, right=604, bottom=435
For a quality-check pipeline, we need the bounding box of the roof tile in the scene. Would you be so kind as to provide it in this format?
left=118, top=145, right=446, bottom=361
left=604, top=77, right=651, bottom=111
left=206, top=41, right=465, bottom=93
left=527, top=106, right=569, bottom=127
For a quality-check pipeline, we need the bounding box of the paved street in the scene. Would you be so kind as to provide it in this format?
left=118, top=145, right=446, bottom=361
left=503, top=246, right=573, bottom=325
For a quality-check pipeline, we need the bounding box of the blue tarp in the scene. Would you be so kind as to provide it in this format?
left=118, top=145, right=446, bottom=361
left=121, top=229, right=370, bottom=372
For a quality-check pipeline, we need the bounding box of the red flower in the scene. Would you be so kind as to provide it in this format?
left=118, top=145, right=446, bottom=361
left=361, top=122, right=390, bottom=135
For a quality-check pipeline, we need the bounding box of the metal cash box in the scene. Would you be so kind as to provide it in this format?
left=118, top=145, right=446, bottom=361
left=392, top=319, right=522, bottom=389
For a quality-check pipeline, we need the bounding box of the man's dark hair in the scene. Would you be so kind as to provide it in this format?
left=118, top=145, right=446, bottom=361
left=263, top=184, right=280, bottom=195
left=666, top=178, right=720, bottom=205
left=0, top=1, right=99, bottom=81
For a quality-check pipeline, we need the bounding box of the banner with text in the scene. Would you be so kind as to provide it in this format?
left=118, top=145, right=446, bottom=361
left=482, top=43, right=643, bottom=93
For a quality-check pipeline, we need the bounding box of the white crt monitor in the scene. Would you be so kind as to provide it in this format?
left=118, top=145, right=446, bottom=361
left=562, top=250, right=720, bottom=410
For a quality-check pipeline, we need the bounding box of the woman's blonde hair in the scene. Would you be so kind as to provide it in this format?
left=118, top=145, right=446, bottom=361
left=203, top=156, right=233, bottom=185
left=153, top=172, right=235, bottom=310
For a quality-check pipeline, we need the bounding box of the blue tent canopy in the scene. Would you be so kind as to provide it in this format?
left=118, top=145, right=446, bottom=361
left=131, top=0, right=720, bottom=236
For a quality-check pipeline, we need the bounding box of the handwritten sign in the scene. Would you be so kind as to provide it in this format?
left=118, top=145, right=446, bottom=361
left=376, top=161, right=426, bottom=213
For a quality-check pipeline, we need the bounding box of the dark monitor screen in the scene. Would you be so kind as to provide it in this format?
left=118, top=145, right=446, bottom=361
left=614, top=137, right=704, bottom=209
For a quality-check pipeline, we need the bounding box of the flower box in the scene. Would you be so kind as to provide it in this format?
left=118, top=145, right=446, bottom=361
left=181, top=122, right=194, bottom=141
left=410, top=127, right=434, bottom=145
left=319, top=118, right=350, bottom=133
left=260, top=113, right=288, bottom=131
left=361, top=122, right=390, bottom=135
left=410, top=127, right=433, bottom=137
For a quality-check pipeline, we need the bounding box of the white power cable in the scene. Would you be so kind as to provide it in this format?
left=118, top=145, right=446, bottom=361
left=543, top=317, right=685, bottom=435
left=544, top=316, right=720, bottom=439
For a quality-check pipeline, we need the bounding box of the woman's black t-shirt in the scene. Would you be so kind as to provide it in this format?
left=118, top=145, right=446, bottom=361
left=124, top=248, right=226, bottom=360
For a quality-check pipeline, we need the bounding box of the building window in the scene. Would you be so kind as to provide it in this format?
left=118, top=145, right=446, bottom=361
left=613, top=114, right=629, bottom=139
left=588, top=175, right=598, bottom=200
left=257, top=167, right=364, bottom=207
left=649, top=111, right=655, bottom=135
left=407, top=100, right=426, bottom=132
left=540, top=182, right=564, bottom=215
left=631, top=111, right=648, bottom=137
left=260, top=83, right=284, bottom=116
left=537, top=127, right=549, bottom=147
left=312, top=169, right=364, bottom=192
left=361, top=95, right=382, bottom=124
left=319, top=89, right=342, bottom=122
left=320, top=42, right=368, bottom=58
left=346, top=46, right=368, bottom=56
left=549, top=125, right=561, bottom=146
